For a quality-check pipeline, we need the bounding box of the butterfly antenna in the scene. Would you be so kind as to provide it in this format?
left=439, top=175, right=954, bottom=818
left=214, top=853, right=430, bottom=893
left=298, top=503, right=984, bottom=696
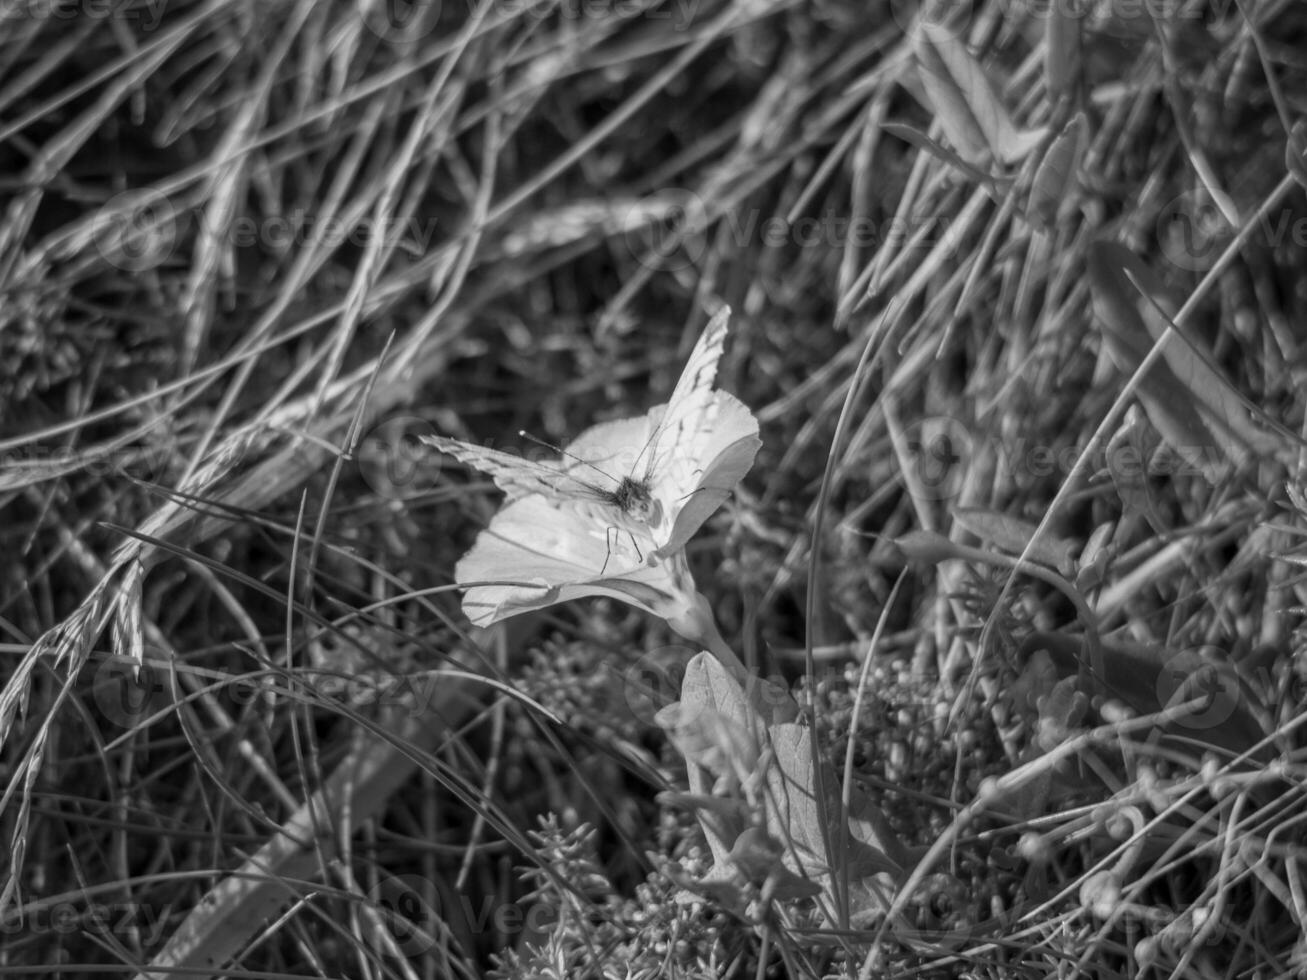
left=518, top=430, right=618, bottom=484
left=629, top=414, right=675, bottom=481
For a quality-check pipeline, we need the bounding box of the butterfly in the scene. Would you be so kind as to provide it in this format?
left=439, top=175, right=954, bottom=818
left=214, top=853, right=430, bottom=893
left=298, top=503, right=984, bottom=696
left=421, top=306, right=761, bottom=565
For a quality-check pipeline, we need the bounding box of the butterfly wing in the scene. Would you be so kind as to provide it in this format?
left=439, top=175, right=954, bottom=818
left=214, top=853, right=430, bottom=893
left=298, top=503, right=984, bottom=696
left=638, top=306, right=732, bottom=482
left=422, top=435, right=601, bottom=501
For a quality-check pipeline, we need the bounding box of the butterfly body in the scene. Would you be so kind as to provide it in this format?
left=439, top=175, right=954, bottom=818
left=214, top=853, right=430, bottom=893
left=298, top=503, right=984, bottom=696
left=607, top=475, right=661, bottom=524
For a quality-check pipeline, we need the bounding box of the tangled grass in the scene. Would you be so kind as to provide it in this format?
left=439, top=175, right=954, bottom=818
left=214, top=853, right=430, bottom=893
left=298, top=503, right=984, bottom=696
left=3, top=0, right=1307, bottom=976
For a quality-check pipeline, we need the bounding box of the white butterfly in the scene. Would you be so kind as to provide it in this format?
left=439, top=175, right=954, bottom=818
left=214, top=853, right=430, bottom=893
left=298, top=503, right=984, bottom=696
left=422, top=306, right=761, bottom=565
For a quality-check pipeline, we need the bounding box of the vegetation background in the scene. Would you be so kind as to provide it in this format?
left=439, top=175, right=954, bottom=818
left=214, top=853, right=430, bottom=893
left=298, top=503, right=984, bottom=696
left=3, top=0, right=1307, bottom=976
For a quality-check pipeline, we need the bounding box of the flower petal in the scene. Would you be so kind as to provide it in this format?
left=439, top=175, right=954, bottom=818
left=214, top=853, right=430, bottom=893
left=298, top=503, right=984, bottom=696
left=653, top=432, right=759, bottom=561
left=454, top=495, right=678, bottom=626
left=562, top=413, right=655, bottom=485
left=643, top=393, right=760, bottom=560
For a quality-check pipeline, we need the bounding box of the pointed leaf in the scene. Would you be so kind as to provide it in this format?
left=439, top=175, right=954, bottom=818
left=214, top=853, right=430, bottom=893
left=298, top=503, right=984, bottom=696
left=895, top=529, right=960, bottom=564
left=881, top=122, right=1008, bottom=187
left=1027, top=112, right=1086, bottom=229
left=1090, top=241, right=1293, bottom=481
left=1043, top=3, right=1082, bottom=105
left=914, top=30, right=987, bottom=163
left=1088, top=242, right=1223, bottom=480
left=953, top=507, right=1075, bottom=573
left=915, top=20, right=1047, bottom=165
left=1288, top=119, right=1307, bottom=191
left=1130, top=272, right=1293, bottom=467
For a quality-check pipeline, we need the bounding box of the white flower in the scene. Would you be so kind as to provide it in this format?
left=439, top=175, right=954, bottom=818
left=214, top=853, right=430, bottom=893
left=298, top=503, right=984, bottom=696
left=429, top=308, right=761, bottom=634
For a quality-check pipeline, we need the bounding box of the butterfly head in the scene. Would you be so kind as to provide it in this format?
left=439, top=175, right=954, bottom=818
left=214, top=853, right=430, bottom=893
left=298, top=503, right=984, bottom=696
left=611, top=476, right=662, bottom=525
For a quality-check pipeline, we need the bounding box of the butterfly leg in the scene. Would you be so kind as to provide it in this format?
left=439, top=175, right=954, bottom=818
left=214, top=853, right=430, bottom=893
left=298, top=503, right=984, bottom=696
left=600, top=525, right=617, bottom=576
